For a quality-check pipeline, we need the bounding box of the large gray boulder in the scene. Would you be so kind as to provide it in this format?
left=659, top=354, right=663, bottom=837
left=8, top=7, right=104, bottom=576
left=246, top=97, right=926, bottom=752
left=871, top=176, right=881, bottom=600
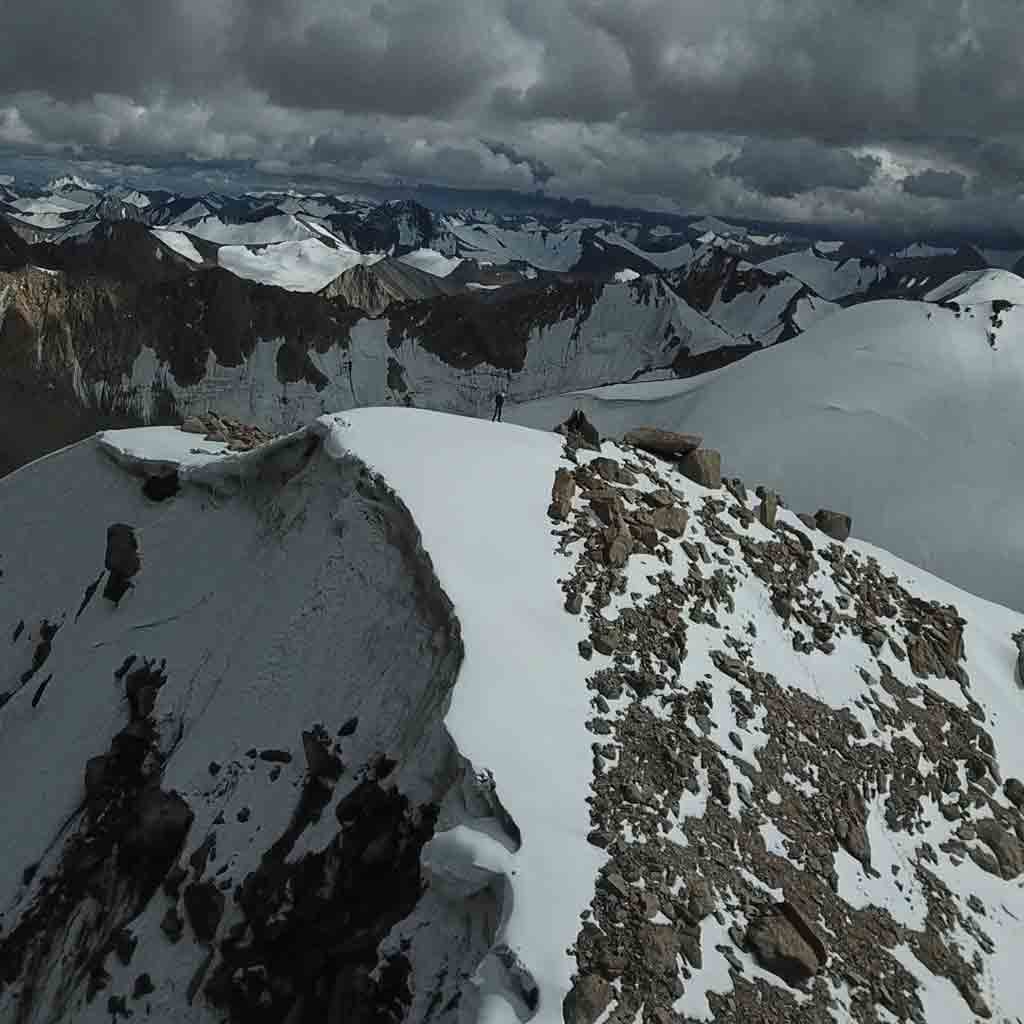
left=679, top=449, right=722, bottom=489
left=623, top=427, right=702, bottom=456
left=814, top=509, right=852, bottom=542
left=746, top=901, right=826, bottom=987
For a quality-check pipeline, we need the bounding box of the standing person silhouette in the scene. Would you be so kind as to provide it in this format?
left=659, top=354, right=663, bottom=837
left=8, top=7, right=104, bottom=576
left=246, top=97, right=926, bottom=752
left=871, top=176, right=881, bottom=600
left=492, top=389, right=505, bottom=422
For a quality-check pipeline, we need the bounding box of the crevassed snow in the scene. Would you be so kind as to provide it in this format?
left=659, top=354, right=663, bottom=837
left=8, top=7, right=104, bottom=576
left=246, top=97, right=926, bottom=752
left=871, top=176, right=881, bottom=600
left=923, top=268, right=1024, bottom=305
left=398, top=247, right=464, bottom=278
left=151, top=229, right=203, bottom=264
left=510, top=297, right=1024, bottom=611
left=217, top=239, right=385, bottom=292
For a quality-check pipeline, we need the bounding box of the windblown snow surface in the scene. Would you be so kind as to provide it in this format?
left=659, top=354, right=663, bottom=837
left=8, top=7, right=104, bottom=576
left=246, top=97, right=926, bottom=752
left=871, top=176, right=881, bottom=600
left=216, top=239, right=385, bottom=292
left=511, top=295, right=1024, bottom=612
left=4, top=408, right=1024, bottom=1024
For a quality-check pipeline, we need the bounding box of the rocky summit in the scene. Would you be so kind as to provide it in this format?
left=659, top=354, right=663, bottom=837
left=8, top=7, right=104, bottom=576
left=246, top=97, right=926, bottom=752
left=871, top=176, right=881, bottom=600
left=2, top=406, right=1023, bottom=1024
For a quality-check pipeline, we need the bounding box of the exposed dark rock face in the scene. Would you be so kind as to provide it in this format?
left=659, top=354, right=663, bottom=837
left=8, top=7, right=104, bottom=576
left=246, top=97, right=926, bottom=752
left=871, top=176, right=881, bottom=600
left=0, top=653, right=191, bottom=1023
left=325, top=199, right=437, bottom=255
left=672, top=247, right=789, bottom=315
left=385, top=280, right=604, bottom=372
left=0, top=220, right=29, bottom=271
left=0, top=265, right=360, bottom=406
left=320, top=258, right=462, bottom=315
left=103, top=524, right=140, bottom=603
left=205, top=759, right=438, bottom=1024
left=556, top=410, right=602, bottom=453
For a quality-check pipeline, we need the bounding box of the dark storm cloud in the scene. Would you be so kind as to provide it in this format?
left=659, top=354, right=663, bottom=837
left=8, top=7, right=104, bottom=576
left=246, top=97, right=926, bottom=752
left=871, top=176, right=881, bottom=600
left=0, top=0, right=231, bottom=102
left=2, top=0, right=1024, bottom=229
left=482, top=140, right=555, bottom=183
left=233, top=0, right=506, bottom=117
left=715, top=139, right=881, bottom=198
left=902, top=168, right=967, bottom=199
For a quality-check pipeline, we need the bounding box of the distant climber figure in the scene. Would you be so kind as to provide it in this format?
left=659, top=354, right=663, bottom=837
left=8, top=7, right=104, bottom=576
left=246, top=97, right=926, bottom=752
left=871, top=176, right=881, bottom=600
left=492, top=390, right=505, bottom=422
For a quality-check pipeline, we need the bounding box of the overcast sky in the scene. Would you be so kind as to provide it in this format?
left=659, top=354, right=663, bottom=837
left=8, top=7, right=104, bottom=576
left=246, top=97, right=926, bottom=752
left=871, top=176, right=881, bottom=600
left=1, top=0, right=1022, bottom=232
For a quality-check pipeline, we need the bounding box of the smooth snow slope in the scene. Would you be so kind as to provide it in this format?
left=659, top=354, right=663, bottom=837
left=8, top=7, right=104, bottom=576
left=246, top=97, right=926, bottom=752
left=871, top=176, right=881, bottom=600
left=510, top=297, right=1024, bottom=611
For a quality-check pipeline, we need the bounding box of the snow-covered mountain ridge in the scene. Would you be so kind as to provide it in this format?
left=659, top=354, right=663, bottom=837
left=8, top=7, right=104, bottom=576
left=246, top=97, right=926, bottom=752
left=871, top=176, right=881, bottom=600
left=511, top=289, right=1024, bottom=613
left=2, top=408, right=1024, bottom=1023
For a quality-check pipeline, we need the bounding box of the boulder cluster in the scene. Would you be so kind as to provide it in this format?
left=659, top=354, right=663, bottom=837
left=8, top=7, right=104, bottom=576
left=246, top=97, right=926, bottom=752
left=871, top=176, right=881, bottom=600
left=548, top=411, right=1014, bottom=1024
left=181, top=412, right=277, bottom=452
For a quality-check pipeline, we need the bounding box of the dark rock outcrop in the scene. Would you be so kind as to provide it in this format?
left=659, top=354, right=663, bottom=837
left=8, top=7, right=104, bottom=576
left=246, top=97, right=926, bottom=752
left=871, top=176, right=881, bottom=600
left=623, top=427, right=702, bottom=456
left=815, top=508, right=852, bottom=542
left=745, top=901, right=826, bottom=987
left=679, top=449, right=722, bottom=489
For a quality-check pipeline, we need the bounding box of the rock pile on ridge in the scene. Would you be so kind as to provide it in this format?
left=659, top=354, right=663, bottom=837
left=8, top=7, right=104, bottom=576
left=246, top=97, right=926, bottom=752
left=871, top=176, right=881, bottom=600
left=549, top=431, right=1017, bottom=1024
left=180, top=413, right=277, bottom=452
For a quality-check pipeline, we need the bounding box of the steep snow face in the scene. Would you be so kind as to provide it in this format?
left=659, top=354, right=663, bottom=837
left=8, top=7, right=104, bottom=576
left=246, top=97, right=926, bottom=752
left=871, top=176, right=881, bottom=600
left=924, top=268, right=1024, bottom=305
left=510, top=298, right=1024, bottom=611
left=4, top=409, right=1024, bottom=1024
left=216, top=238, right=385, bottom=292
left=760, top=248, right=887, bottom=300
left=398, top=247, right=464, bottom=277
left=150, top=230, right=203, bottom=264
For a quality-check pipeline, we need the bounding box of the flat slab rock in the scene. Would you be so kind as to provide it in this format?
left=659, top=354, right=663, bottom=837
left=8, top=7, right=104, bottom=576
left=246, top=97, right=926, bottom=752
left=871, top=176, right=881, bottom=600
left=622, top=427, right=702, bottom=456
left=745, top=900, right=827, bottom=987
